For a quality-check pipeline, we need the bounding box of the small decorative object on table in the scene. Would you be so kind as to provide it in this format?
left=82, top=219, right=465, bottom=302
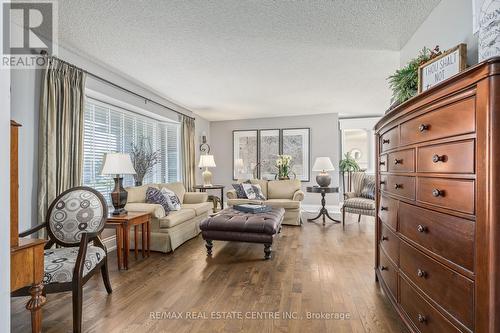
left=312, top=157, right=335, bottom=187
left=234, top=204, right=272, bottom=214
left=199, top=154, right=216, bottom=186
left=101, top=152, right=137, bottom=216
left=130, top=137, right=160, bottom=186
left=306, top=186, right=340, bottom=226
left=193, top=184, right=225, bottom=211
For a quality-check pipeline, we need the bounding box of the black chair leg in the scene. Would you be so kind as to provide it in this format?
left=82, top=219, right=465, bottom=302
left=358, top=214, right=361, bottom=223
left=101, top=258, right=113, bottom=294
left=72, top=284, right=83, bottom=333
left=342, top=207, right=346, bottom=231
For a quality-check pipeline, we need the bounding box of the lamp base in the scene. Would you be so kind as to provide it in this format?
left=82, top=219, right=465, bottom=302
left=202, top=168, right=213, bottom=187
left=316, top=172, right=331, bottom=187
left=111, top=176, right=129, bottom=215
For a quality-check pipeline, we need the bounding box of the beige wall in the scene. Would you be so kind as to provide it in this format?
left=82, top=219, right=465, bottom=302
left=209, top=113, right=340, bottom=206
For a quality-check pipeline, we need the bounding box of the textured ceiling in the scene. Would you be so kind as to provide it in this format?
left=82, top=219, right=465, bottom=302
left=58, top=0, right=440, bottom=120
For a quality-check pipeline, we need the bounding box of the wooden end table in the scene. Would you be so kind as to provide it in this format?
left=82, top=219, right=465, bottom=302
left=105, top=211, right=151, bottom=270
left=306, top=186, right=340, bottom=226
left=193, top=185, right=225, bottom=212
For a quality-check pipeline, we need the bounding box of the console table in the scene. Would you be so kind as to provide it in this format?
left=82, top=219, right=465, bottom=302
left=306, top=186, right=340, bottom=226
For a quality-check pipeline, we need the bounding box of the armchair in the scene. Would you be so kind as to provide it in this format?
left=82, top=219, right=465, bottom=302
left=12, top=186, right=112, bottom=333
left=341, top=172, right=376, bottom=230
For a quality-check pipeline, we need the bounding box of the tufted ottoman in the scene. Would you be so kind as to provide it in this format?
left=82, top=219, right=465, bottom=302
left=199, top=207, right=285, bottom=259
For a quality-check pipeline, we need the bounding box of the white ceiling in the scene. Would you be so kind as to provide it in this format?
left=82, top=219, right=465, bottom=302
left=58, top=0, right=440, bottom=121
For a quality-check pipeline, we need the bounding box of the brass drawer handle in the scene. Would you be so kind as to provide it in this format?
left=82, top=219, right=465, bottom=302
left=417, top=224, right=427, bottom=233
left=417, top=269, right=427, bottom=278
left=432, top=154, right=446, bottom=163
left=394, top=184, right=403, bottom=189
left=382, top=139, right=390, bottom=144
left=381, top=236, right=388, bottom=241
left=419, top=124, right=429, bottom=132
left=394, top=158, right=403, bottom=165
left=380, top=206, right=388, bottom=211
left=380, top=266, right=388, bottom=271
left=418, top=314, right=427, bottom=323
left=380, top=161, right=386, bottom=165
left=432, top=189, right=443, bottom=197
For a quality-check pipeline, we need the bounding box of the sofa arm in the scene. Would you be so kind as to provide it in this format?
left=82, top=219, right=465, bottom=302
left=124, top=203, right=165, bottom=219
left=227, top=189, right=237, bottom=199
left=183, top=192, right=208, bottom=204
left=292, top=189, right=305, bottom=201
left=344, top=191, right=357, bottom=199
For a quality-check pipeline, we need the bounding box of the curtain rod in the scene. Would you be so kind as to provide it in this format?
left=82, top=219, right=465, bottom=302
left=39, top=51, right=195, bottom=121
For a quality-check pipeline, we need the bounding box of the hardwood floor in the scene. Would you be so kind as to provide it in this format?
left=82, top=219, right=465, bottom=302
left=11, top=213, right=402, bottom=333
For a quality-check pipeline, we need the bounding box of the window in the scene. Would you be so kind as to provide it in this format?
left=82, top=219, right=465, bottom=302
left=83, top=98, right=180, bottom=202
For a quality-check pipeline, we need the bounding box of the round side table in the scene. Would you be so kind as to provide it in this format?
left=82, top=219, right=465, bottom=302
left=306, top=186, right=340, bottom=226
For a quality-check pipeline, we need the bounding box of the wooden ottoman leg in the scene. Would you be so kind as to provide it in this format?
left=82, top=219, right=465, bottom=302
left=264, top=244, right=272, bottom=260
left=205, top=240, right=213, bottom=256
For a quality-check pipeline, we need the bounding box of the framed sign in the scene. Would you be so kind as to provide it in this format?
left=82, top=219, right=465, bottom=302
left=418, top=44, right=467, bottom=93
left=282, top=128, right=310, bottom=182
left=259, top=129, right=280, bottom=180
left=233, top=130, right=258, bottom=180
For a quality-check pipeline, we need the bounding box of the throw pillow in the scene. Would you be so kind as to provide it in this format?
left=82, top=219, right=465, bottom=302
left=145, top=187, right=170, bottom=215
left=360, top=178, right=375, bottom=200
left=232, top=183, right=247, bottom=199
left=161, top=188, right=182, bottom=211
left=242, top=183, right=257, bottom=200
left=252, top=184, right=266, bottom=200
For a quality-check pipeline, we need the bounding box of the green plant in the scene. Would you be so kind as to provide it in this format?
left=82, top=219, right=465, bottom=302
left=339, top=152, right=361, bottom=173
left=275, top=154, right=293, bottom=179
left=387, top=46, right=441, bottom=105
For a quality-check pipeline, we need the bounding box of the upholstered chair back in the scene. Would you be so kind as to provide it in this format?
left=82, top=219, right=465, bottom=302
left=267, top=179, right=301, bottom=199
left=46, top=186, right=108, bottom=246
left=349, top=172, right=375, bottom=195
left=159, top=182, right=186, bottom=203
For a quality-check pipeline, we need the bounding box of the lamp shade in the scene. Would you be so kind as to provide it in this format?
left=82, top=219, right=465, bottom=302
left=312, top=157, right=335, bottom=172
left=101, top=153, right=136, bottom=175
left=199, top=154, right=216, bottom=168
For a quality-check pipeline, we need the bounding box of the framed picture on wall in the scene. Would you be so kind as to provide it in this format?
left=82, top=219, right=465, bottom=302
left=233, top=130, right=258, bottom=180
left=282, top=128, right=310, bottom=181
left=259, top=129, right=280, bottom=180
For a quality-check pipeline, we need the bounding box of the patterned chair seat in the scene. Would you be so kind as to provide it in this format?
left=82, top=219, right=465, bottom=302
left=344, top=197, right=376, bottom=211
left=43, top=245, right=106, bottom=284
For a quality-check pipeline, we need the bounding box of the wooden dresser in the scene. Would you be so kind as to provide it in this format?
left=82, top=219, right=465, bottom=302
left=375, top=57, right=500, bottom=333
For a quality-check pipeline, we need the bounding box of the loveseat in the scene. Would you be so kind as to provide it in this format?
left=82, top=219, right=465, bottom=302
left=227, top=179, right=304, bottom=225
left=124, top=182, right=212, bottom=253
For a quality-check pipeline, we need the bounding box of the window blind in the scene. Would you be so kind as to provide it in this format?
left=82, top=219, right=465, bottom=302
left=83, top=98, right=181, bottom=203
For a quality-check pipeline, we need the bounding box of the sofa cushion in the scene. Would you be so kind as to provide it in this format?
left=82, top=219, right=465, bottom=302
left=182, top=202, right=212, bottom=216
left=146, top=187, right=170, bottom=214
left=126, top=184, right=157, bottom=203
left=158, top=182, right=186, bottom=203
left=265, top=199, right=301, bottom=209
left=267, top=179, right=301, bottom=199
left=161, top=188, right=182, bottom=211
left=232, top=183, right=247, bottom=198
left=344, top=197, right=375, bottom=211
left=228, top=198, right=264, bottom=206
left=159, top=208, right=196, bottom=228
left=250, top=179, right=268, bottom=197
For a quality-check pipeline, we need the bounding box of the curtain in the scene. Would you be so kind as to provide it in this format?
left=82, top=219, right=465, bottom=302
left=181, top=115, right=196, bottom=191
left=38, top=58, right=86, bottom=225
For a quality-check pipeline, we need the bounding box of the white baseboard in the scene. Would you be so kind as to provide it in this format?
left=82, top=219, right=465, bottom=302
left=103, top=235, right=117, bottom=252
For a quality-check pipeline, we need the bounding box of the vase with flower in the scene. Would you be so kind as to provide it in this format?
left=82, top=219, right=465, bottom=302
left=275, top=155, right=293, bottom=180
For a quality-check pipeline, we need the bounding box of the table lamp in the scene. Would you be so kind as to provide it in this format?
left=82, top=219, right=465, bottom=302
left=199, top=154, right=216, bottom=186
left=101, top=153, right=136, bottom=215
left=312, top=157, right=335, bottom=187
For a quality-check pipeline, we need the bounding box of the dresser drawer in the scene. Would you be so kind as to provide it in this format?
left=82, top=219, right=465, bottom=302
left=400, top=241, right=474, bottom=329
left=417, top=177, right=475, bottom=215
left=380, top=222, right=399, bottom=265
left=379, top=154, right=388, bottom=172
left=378, top=195, right=398, bottom=230
left=379, top=248, right=398, bottom=299
left=380, top=127, right=399, bottom=152
left=417, top=140, right=475, bottom=174
left=399, top=202, right=474, bottom=272
left=380, top=175, right=415, bottom=200
left=388, top=149, right=415, bottom=173
left=400, top=277, right=462, bottom=333
left=400, top=97, right=475, bottom=146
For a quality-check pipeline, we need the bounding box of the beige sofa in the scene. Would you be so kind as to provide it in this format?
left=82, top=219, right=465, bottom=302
left=227, top=179, right=304, bottom=226
left=124, top=182, right=212, bottom=253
